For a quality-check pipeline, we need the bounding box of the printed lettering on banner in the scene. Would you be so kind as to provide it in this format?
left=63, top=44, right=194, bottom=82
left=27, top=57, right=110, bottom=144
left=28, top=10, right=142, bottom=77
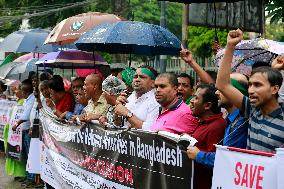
left=0, top=100, right=17, bottom=141
left=212, top=146, right=277, bottom=189
left=7, top=106, right=25, bottom=161
left=39, top=110, right=193, bottom=189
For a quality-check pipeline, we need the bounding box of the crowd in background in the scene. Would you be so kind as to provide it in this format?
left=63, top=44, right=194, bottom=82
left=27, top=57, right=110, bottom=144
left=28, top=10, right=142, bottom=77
left=0, top=29, right=284, bottom=189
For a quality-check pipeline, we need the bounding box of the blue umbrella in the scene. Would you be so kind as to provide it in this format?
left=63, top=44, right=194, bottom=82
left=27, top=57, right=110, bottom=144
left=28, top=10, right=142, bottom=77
left=0, top=28, right=60, bottom=53
left=157, top=0, right=241, bottom=2
left=75, top=21, right=181, bottom=56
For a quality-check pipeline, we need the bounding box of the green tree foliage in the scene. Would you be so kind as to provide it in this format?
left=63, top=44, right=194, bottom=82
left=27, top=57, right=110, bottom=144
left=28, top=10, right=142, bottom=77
left=265, top=0, right=284, bottom=24
left=188, top=26, right=228, bottom=58
left=265, top=22, right=284, bottom=41
left=0, top=0, right=182, bottom=38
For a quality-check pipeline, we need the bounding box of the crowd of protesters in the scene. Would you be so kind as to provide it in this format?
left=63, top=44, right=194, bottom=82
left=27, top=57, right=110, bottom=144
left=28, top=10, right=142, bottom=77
left=1, top=29, right=284, bottom=189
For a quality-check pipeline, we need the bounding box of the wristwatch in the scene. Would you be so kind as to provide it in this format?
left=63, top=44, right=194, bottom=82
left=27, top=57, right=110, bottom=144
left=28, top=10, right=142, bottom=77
left=126, top=111, right=133, bottom=119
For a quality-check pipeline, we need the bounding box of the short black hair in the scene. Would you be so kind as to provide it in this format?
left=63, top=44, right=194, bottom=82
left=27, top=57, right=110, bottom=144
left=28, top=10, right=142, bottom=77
left=72, top=77, right=85, bottom=84
left=21, top=79, right=33, bottom=94
left=157, top=72, right=178, bottom=87
left=28, top=71, right=36, bottom=80
left=39, top=72, right=50, bottom=81
left=251, top=66, right=283, bottom=88
left=139, top=65, right=159, bottom=78
left=197, top=84, right=220, bottom=114
left=0, top=80, right=7, bottom=91
left=178, top=73, right=194, bottom=88
left=48, top=75, right=65, bottom=92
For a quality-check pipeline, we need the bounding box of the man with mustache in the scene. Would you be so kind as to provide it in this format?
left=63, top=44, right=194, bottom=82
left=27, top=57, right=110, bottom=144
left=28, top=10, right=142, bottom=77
left=187, top=75, right=249, bottom=168
left=151, top=72, right=198, bottom=134
left=114, top=66, right=160, bottom=129
left=216, top=29, right=284, bottom=153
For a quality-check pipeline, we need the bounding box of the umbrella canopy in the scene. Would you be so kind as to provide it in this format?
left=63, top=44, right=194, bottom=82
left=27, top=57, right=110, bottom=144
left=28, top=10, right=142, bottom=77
left=0, top=29, right=59, bottom=53
left=157, top=0, right=242, bottom=3
left=35, top=50, right=108, bottom=68
left=213, top=38, right=284, bottom=76
left=9, top=58, right=39, bottom=76
left=75, top=21, right=181, bottom=56
left=45, top=12, right=123, bottom=45
left=12, top=52, right=44, bottom=63
left=0, top=53, right=15, bottom=67
left=0, top=53, right=45, bottom=79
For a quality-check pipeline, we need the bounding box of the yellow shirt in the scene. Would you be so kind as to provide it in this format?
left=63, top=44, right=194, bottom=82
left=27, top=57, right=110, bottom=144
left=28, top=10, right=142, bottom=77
left=84, top=95, right=109, bottom=117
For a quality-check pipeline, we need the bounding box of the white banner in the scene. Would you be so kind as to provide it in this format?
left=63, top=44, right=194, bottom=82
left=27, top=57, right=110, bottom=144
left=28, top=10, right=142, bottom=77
left=276, top=148, right=284, bottom=189
left=27, top=138, right=41, bottom=174
left=0, top=99, right=17, bottom=141
left=212, top=146, right=277, bottom=189
left=40, top=143, right=133, bottom=189
left=0, top=100, right=17, bottom=125
left=7, top=106, right=24, bottom=160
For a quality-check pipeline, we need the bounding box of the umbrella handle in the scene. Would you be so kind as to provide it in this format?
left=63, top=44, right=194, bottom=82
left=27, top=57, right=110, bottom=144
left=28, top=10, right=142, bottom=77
left=129, top=53, right=132, bottom=67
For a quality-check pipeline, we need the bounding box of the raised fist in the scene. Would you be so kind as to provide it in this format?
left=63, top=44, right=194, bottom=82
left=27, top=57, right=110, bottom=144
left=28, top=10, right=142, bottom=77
left=227, top=29, right=243, bottom=47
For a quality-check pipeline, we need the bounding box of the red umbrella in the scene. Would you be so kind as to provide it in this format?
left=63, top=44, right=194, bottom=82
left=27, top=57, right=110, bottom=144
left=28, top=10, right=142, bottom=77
left=45, top=12, right=123, bottom=45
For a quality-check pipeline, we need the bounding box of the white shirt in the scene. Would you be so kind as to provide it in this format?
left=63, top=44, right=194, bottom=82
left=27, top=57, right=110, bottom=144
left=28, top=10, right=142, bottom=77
left=19, top=94, right=35, bottom=130
left=125, top=89, right=160, bottom=130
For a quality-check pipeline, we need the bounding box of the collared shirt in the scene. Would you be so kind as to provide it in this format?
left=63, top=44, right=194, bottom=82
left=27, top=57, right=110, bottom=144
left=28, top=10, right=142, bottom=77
left=151, top=99, right=198, bottom=134
left=242, top=96, right=284, bottom=153
left=84, top=95, right=109, bottom=117
left=65, top=103, right=85, bottom=119
left=124, top=89, right=160, bottom=130
left=19, top=94, right=35, bottom=130
left=196, top=108, right=249, bottom=168
left=29, top=99, right=38, bottom=129
left=192, top=113, right=226, bottom=189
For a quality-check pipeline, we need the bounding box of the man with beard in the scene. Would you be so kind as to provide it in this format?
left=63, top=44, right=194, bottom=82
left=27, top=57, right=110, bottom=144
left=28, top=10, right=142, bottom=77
left=114, top=66, right=160, bottom=129
left=216, top=29, right=284, bottom=153
left=151, top=73, right=198, bottom=134
left=187, top=84, right=226, bottom=189
left=187, top=75, right=249, bottom=168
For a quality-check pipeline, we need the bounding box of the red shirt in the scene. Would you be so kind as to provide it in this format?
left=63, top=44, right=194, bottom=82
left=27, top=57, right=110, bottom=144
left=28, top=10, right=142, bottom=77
left=192, top=113, right=226, bottom=189
left=55, top=92, right=74, bottom=113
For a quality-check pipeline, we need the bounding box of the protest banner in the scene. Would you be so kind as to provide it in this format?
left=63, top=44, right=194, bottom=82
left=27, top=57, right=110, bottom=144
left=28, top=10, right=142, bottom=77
left=0, top=100, right=17, bottom=141
left=276, top=148, right=284, bottom=189
left=212, top=145, right=276, bottom=189
left=27, top=138, right=41, bottom=174
left=7, top=105, right=24, bottom=161
left=39, top=110, right=192, bottom=189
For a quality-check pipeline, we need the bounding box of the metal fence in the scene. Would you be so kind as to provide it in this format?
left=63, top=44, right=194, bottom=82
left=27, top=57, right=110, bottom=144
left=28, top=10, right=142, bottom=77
left=145, top=56, right=218, bottom=84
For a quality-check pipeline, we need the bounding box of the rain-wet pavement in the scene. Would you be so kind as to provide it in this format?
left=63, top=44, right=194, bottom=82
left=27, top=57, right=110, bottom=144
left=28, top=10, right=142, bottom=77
left=0, top=152, right=28, bottom=189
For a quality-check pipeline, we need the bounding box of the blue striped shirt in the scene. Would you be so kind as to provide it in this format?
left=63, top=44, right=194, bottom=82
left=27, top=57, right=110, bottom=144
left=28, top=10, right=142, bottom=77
left=242, top=96, right=284, bottom=153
